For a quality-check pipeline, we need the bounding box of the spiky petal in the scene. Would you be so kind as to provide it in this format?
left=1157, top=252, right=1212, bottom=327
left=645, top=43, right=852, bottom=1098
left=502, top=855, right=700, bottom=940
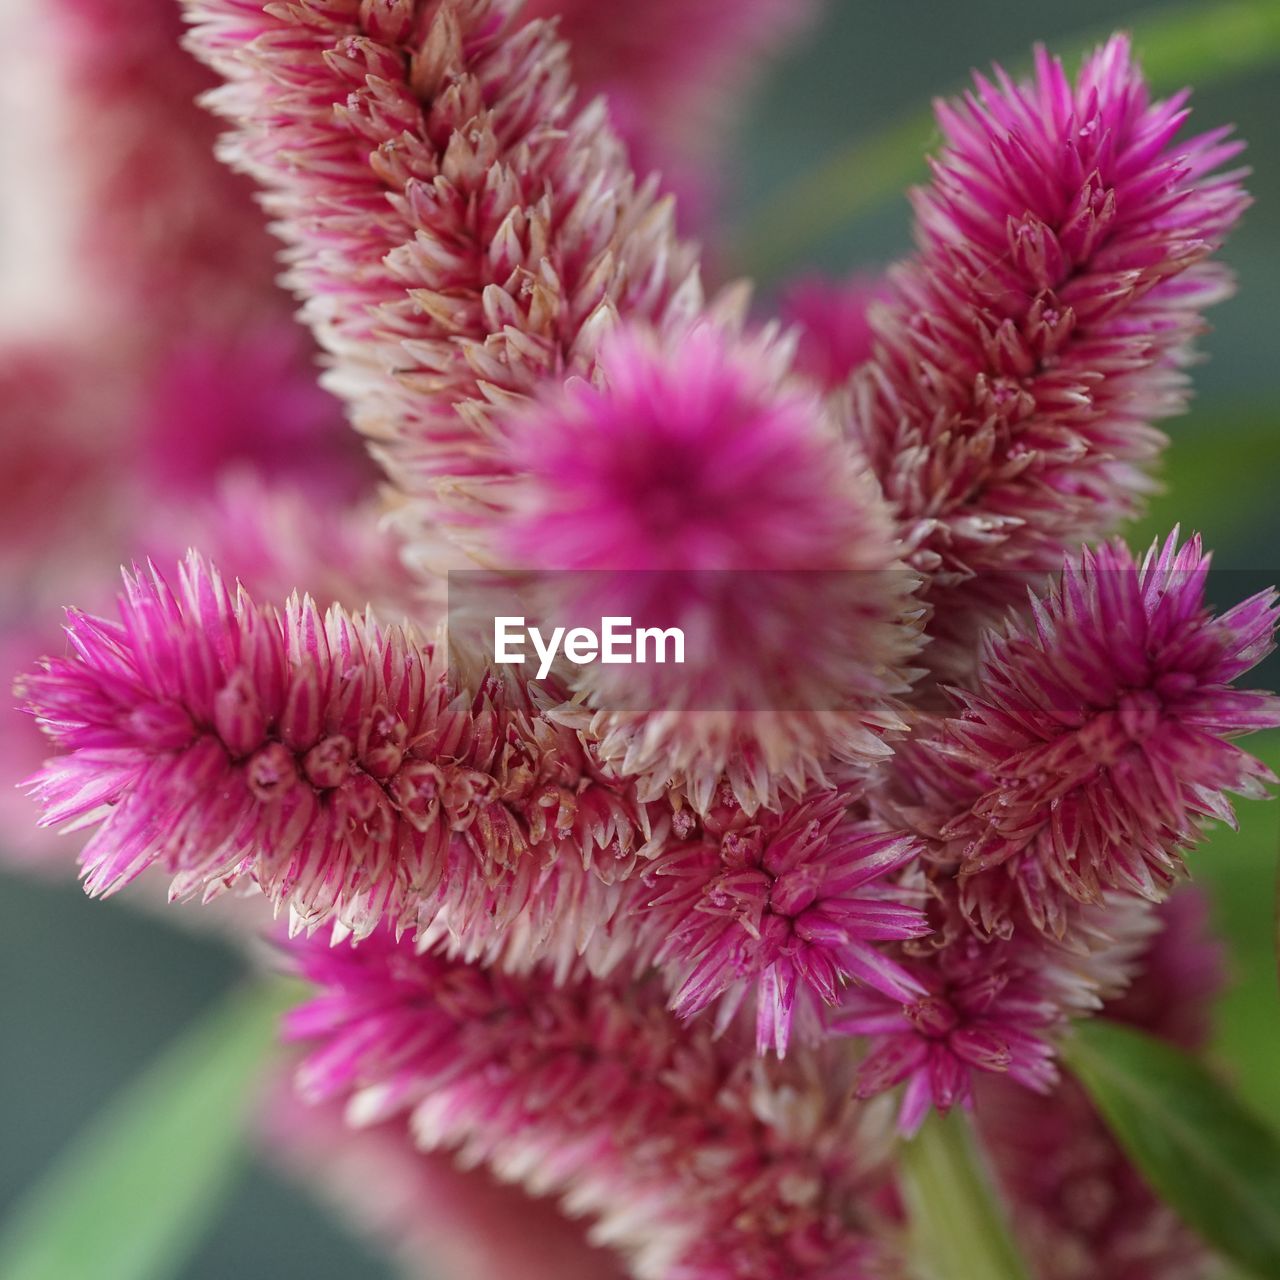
left=18, top=553, right=653, bottom=947
left=852, top=36, right=1248, bottom=672
left=288, top=928, right=899, bottom=1280
left=833, top=889, right=1158, bottom=1135
left=835, top=933, right=1061, bottom=1135
left=490, top=322, right=922, bottom=812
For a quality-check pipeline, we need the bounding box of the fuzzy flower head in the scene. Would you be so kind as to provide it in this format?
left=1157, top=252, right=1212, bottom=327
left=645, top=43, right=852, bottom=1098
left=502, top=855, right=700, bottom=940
left=492, top=323, right=922, bottom=812
left=18, top=553, right=653, bottom=946
left=853, top=35, right=1249, bottom=675
left=941, top=532, right=1280, bottom=939
left=288, top=928, right=899, bottom=1280
left=643, top=790, right=928, bottom=1056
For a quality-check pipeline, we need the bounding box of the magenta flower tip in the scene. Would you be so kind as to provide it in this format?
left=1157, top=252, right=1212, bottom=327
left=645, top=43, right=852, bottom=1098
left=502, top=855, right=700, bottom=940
left=942, top=532, right=1280, bottom=938
left=643, top=789, right=929, bottom=1056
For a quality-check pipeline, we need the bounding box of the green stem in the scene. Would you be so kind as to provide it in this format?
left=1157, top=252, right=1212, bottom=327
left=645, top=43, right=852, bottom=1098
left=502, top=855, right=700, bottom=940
left=900, top=1109, right=1034, bottom=1280
left=729, top=0, right=1280, bottom=280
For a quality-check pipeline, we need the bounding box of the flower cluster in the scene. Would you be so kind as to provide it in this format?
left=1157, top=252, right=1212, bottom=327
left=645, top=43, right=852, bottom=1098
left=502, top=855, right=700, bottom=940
left=12, top=7, right=1279, bottom=1280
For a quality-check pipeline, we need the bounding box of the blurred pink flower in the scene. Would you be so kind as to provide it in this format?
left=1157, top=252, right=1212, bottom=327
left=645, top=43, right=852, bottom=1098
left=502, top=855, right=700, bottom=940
left=978, top=888, right=1226, bottom=1280
left=264, top=1077, right=626, bottom=1280
left=492, top=322, right=921, bottom=810
left=779, top=274, right=893, bottom=393
left=287, top=927, right=899, bottom=1280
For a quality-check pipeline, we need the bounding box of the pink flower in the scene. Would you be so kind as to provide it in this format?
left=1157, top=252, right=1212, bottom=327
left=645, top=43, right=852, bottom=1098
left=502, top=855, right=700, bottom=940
left=835, top=932, right=1063, bottom=1135
left=491, top=322, right=921, bottom=811
left=184, top=0, right=705, bottom=560
left=940, top=533, right=1280, bottom=939
left=1103, top=886, right=1225, bottom=1050
left=287, top=927, right=899, bottom=1280
left=643, top=789, right=928, bottom=1055
left=135, top=326, right=364, bottom=502
left=49, top=0, right=282, bottom=328
left=832, top=870, right=1161, bottom=1134
left=18, top=553, right=653, bottom=945
left=852, top=36, right=1248, bottom=673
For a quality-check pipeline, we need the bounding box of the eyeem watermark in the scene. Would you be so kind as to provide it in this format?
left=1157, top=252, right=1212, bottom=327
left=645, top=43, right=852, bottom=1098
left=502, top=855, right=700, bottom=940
left=493, top=616, right=685, bottom=679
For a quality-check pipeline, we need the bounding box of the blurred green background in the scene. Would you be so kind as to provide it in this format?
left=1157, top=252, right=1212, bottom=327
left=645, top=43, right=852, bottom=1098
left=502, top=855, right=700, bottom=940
left=2, top=2, right=1278, bottom=1276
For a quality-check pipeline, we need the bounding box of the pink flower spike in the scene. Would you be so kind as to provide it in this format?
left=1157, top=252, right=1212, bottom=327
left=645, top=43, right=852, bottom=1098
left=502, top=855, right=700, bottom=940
left=942, top=532, right=1280, bottom=939
left=852, top=34, right=1250, bottom=674
left=287, top=928, right=899, bottom=1280
left=644, top=790, right=929, bottom=1055
left=17, top=552, right=652, bottom=946
left=182, top=0, right=706, bottom=563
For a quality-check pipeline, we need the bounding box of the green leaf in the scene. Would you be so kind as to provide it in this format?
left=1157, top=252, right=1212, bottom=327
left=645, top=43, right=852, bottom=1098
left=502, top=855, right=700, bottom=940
left=900, top=1109, right=1033, bottom=1280
left=730, top=0, right=1280, bottom=279
left=0, top=982, right=291, bottom=1280
left=1187, top=729, right=1280, bottom=1124
left=1065, top=1018, right=1280, bottom=1279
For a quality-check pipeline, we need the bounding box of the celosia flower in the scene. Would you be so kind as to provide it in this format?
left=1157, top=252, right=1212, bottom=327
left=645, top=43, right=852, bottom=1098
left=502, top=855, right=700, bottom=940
left=288, top=927, right=900, bottom=1280
left=982, top=1067, right=1210, bottom=1280
left=833, top=875, right=1161, bottom=1135
left=18, top=553, right=655, bottom=947
left=1103, top=885, right=1225, bottom=1050
left=490, top=322, right=922, bottom=811
left=520, top=0, right=819, bottom=226
left=940, top=533, right=1280, bottom=939
left=13, top=12, right=1280, bottom=1279
left=184, top=0, right=706, bottom=562
left=835, top=932, right=1062, bottom=1135
left=852, top=36, right=1248, bottom=671
left=642, top=789, right=928, bottom=1055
